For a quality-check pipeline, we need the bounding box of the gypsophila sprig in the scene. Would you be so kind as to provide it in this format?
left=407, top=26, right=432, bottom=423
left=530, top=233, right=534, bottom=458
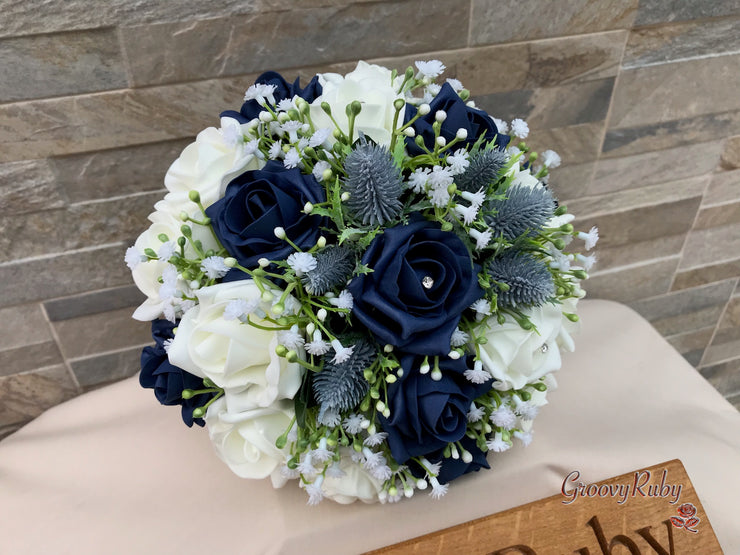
left=127, top=59, right=594, bottom=505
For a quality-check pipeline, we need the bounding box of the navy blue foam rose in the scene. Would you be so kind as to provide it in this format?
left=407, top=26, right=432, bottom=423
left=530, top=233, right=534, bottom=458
left=221, top=71, right=322, bottom=123
left=139, top=319, right=214, bottom=427
left=378, top=355, right=492, bottom=465
left=205, top=161, right=327, bottom=268
left=347, top=217, right=483, bottom=355
left=410, top=436, right=490, bottom=485
left=403, top=83, right=510, bottom=156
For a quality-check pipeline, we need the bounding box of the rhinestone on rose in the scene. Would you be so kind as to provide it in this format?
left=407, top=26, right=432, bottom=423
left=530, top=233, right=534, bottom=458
left=422, top=276, right=434, bottom=289
left=540, top=343, right=549, bottom=353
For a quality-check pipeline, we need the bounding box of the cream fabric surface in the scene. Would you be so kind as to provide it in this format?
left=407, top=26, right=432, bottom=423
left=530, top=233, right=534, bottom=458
left=1, top=299, right=739, bottom=554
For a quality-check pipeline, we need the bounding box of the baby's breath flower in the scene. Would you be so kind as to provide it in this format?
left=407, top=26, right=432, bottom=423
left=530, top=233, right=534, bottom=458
left=489, top=404, right=517, bottom=429
left=542, top=149, right=561, bottom=168
left=268, top=140, right=283, bottom=160
left=445, top=78, right=464, bottom=92
left=312, top=160, right=331, bottom=182
left=407, top=167, right=430, bottom=193
left=486, top=432, right=511, bottom=453
left=450, top=328, right=469, bottom=347
left=287, top=252, right=317, bottom=276
left=125, top=246, right=144, bottom=270
left=510, top=118, right=529, bottom=138
left=342, top=413, right=364, bottom=434
left=578, top=226, right=600, bottom=250
left=464, top=360, right=491, bottom=384
left=446, top=148, right=470, bottom=175
left=415, top=59, right=446, bottom=79
left=244, top=83, right=277, bottom=106
left=283, top=147, right=301, bottom=169
left=200, top=256, right=229, bottom=279
left=467, top=402, right=485, bottom=422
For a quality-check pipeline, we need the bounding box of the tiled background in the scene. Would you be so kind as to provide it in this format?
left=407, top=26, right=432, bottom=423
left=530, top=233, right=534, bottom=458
left=1, top=0, right=739, bottom=438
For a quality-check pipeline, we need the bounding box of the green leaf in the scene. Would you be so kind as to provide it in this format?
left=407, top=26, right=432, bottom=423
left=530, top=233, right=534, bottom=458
left=338, top=227, right=365, bottom=244
left=356, top=227, right=382, bottom=250
left=392, top=136, right=407, bottom=169
left=354, top=263, right=374, bottom=276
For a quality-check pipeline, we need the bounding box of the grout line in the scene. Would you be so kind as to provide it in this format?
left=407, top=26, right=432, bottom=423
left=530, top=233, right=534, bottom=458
left=67, top=342, right=151, bottom=364
left=39, top=303, right=82, bottom=393
left=466, top=0, right=474, bottom=48
left=0, top=242, right=125, bottom=267
left=70, top=188, right=165, bottom=208
left=666, top=173, right=714, bottom=291
left=115, top=25, right=136, bottom=90
left=0, top=29, right=631, bottom=108
left=697, top=277, right=740, bottom=368
left=588, top=254, right=680, bottom=277
left=594, top=30, right=630, bottom=161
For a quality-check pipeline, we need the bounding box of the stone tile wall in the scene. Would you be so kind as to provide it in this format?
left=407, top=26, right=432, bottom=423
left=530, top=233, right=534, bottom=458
left=1, top=0, right=739, bottom=437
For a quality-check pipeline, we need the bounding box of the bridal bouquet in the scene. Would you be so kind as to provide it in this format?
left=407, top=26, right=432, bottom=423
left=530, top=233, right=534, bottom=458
left=126, top=60, right=597, bottom=504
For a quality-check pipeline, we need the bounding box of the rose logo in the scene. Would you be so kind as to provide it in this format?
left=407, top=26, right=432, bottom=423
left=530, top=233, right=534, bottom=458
left=670, top=502, right=700, bottom=533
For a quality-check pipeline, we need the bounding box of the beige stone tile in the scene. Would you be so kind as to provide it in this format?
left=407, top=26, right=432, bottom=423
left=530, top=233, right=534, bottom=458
left=548, top=162, right=596, bottom=203
left=590, top=141, right=723, bottom=195
left=629, top=279, right=736, bottom=336
left=666, top=326, right=715, bottom=367
left=609, top=54, right=740, bottom=129
left=525, top=122, right=605, bottom=165
left=475, top=78, right=614, bottom=130
left=584, top=257, right=679, bottom=303
left=70, top=346, right=144, bottom=388
left=0, top=342, right=63, bottom=378
left=364, top=31, right=626, bottom=97
left=703, top=296, right=740, bottom=366
left=44, top=285, right=144, bottom=322
left=624, top=18, right=740, bottom=70
left=0, top=303, right=63, bottom=377
left=0, top=244, right=131, bottom=307
left=568, top=176, right=708, bottom=217
left=571, top=196, right=701, bottom=271
left=0, top=76, right=251, bottom=163
left=470, top=0, right=637, bottom=45
left=635, top=0, right=740, bottom=26
left=0, top=0, right=262, bottom=38
left=727, top=391, right=740, bottom=411
left=0, top=159, right=66, bottom=215
left=53, top=308, right=151, bottom=360
left=694, top=201, right=740, bottom=230
left=586, top=236, right=687, bottom=272
left=566, top=178, right=706, bottom=270
left=0, top=304, right=54, bottom=351
left=704, top=169, right=740, bottom=206
left=0, top=29, right=127, bottom=102
left=699, top=356, right=740, bottom=396
left=0, top=192, right=160, bottom=263
left=121, top=0, right=469, bottom=87
left=672, top=258, right=740, bottom=291
left=720, top=136, right=740, bottom=170
left=679, top=222, right=740, bottom=270
left=601, top=109, right=740, bottom=159
left=0, top=365, right=79, bottom=429
left=51, top=140, right=188, bottom=203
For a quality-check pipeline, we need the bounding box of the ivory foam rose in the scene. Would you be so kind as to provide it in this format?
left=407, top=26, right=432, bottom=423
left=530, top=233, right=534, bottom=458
left=167, top=280, right=303, bottom=407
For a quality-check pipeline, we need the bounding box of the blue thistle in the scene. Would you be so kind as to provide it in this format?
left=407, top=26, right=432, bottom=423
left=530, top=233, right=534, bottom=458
left=342, top=141, right=403, bottom=225
left=456, top=149, right=508, bottom=192
left=484, top=184, right=555, bottom=240
left=487, top=249, right=554, bottom=308
left=313, top=338, right=376, bottom=420
left=302, top=246, right=355, bottom=294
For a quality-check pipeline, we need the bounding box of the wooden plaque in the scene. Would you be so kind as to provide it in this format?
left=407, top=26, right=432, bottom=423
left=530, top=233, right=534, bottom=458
left=367, top=460, right=722, bottom=554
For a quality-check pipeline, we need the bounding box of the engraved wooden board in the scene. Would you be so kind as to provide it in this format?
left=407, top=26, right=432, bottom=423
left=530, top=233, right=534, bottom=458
left=366, top=460, right=722, bottom=554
